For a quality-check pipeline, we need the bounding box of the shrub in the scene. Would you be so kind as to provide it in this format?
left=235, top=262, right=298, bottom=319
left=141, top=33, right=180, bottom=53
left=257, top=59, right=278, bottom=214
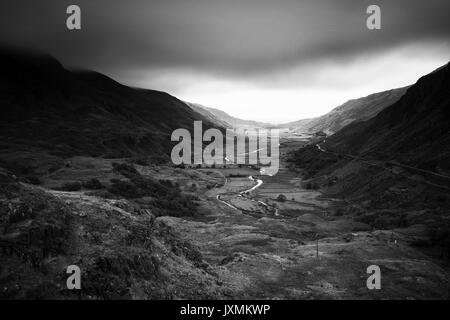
left=108, top=180, right=141, bottom=199
left=83, top=178, right=104, bottom=189
left=132, top=155, right=168, bottom=166
left=427, top=225, right=450, bottom=259
left=23, top=175, right=42, bottom=185
left=276, top=194, right=287, bottom=202
left=85, top=189, right=115, bottom=199
left=436, top=195, right=447, bottom=203
left=132, top=157, right=148, bottom=166
left=112, top=162, right=139, bottom=178
left=60, top=181, right=82, bottom=191
left=107, top=171, right=199, bottom=218
left=288, top=145, right=338, bottom=178
left=159, top=179, right=173, bottom=188
left=304, top=181, right=319, bottom=190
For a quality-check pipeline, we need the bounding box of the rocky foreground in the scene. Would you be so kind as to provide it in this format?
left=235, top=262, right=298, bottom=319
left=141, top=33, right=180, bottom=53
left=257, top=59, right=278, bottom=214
left=0, top=162, right=228, bottom=299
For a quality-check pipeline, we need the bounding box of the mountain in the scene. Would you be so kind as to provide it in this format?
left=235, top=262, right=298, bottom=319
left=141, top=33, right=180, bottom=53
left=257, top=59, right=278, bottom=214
left=184, top=102, right=232, bottom=128
left=324, top=62, right=450, bottom=172
left=0, top=47, right=218, bottom=174
left=288, top=63, right=450, bottom=264
left=187, top=103, right=272, bottom=129
left=284, top=87, right=408, bottom=134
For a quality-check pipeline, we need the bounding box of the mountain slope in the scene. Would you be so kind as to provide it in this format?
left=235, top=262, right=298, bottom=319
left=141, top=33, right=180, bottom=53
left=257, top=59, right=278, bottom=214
left=184, top=102, right=232, bottom=128
left=284, top=87, right=408, bottom=134
left=288, top=63, right=450, bottom=241
left=188, top=103, right=272, bottom=128
left=325, top=62, right=450, bottom=172
left=0, top=47, right=217, bottom=169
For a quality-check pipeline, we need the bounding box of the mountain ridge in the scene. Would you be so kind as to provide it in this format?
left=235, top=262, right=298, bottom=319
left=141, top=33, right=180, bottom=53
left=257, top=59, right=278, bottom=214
left=187, top=103, right=273, bottom=128
left=282, top=86, right=409, bottom=134
left=0, top=47, right=218, bottom=176
left=324, top=61, right=450, bottom=172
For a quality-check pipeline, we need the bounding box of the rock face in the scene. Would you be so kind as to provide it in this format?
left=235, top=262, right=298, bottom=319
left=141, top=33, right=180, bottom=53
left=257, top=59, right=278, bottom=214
left=284, top=86, right=408, bottom=134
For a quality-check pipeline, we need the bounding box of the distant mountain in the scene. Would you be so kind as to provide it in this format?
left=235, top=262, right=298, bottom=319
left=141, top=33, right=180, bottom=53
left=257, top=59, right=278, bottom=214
left=284, top=87, right=408, bottom=134
left=184, top=102, right=232, bottom=128
left=0, top=47, right=218, bottom=174
left=325, top=62, right=450, bottom=172
left=187, top=103, right=272, bottom=129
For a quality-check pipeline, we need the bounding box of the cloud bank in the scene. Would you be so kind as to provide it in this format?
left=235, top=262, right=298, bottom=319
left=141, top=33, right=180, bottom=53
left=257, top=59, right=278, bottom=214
left=1, top=0, right=449, bottom=122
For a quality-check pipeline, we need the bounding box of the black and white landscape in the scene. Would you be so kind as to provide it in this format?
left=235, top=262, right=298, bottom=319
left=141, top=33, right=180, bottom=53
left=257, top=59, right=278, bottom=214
left=0, top=0, right=450, bottom=300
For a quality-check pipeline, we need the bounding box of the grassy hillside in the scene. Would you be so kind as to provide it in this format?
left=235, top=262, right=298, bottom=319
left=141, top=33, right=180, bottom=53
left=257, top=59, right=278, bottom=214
left=0, top=47, right=218, bottom=177
left=185, top=102, right=233, bottom=128
left=188, top=103, right=272, bottom=129
left=0, top=165, right=228, bottom=299
left=325, top=63, right=450, bottom=173
left=284, top=87, right=408, bottom=134
left=288, top=63, right=450, bottom=248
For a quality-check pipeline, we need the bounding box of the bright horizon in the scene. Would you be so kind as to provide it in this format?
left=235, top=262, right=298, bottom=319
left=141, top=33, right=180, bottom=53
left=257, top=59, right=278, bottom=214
left=3, top=0, right=449, bottom=124
left=123, top=43, right=449, bottom=124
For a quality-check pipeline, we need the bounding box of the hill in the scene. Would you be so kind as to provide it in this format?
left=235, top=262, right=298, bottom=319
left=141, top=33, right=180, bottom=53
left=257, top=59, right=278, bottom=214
left=289, top=62, right=450, bottom=214
left=325, top=62, right=450, bottom=172
left=288, top=63, right=450, bottom=257
left=284, top=87, right=408, bottom=134
left=0, top=47, right=217, bottom=176
left=187, top=103, right=272, bottom=129
left=184, top=102, right=232, bottom=128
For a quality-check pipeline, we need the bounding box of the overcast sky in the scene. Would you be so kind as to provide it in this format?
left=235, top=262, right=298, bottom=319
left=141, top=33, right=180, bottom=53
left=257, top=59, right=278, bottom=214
left=1, top=0, right=449, bottom=123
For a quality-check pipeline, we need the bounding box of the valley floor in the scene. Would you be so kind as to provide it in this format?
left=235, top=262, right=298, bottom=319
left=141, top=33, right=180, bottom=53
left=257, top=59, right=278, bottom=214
left=159, top=141, right=449, bottom=299
left=1, top=139, right=448, bottom=299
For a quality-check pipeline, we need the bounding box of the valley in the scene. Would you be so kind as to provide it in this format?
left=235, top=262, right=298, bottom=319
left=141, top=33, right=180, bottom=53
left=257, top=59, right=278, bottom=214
left=3, top=135, right=448, bottom=299
left=145, top=137, right=449, bottom=299
left=1, top=48, right=449, bottom=300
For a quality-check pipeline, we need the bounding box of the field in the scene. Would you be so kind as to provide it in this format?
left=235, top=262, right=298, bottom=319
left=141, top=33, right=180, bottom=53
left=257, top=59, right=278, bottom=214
left=1, top=138, right=449, bottom=299
left=158, top=140, right=450, bottom=299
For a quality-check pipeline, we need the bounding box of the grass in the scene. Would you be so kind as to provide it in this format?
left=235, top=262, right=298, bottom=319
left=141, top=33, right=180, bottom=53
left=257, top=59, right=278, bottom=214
left=60, top=181, right=82, bottom=191
left=108, top=162, right=199, bottom=218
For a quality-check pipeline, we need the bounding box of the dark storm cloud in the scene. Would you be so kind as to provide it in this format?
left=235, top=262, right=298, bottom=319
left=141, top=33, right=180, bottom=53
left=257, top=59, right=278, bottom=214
left=1, top=0, right=449, bottom=78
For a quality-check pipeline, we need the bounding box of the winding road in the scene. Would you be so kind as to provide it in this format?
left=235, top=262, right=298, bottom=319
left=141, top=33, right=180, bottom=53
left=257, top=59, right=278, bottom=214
left=216, top=175, right=265, bottom=212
